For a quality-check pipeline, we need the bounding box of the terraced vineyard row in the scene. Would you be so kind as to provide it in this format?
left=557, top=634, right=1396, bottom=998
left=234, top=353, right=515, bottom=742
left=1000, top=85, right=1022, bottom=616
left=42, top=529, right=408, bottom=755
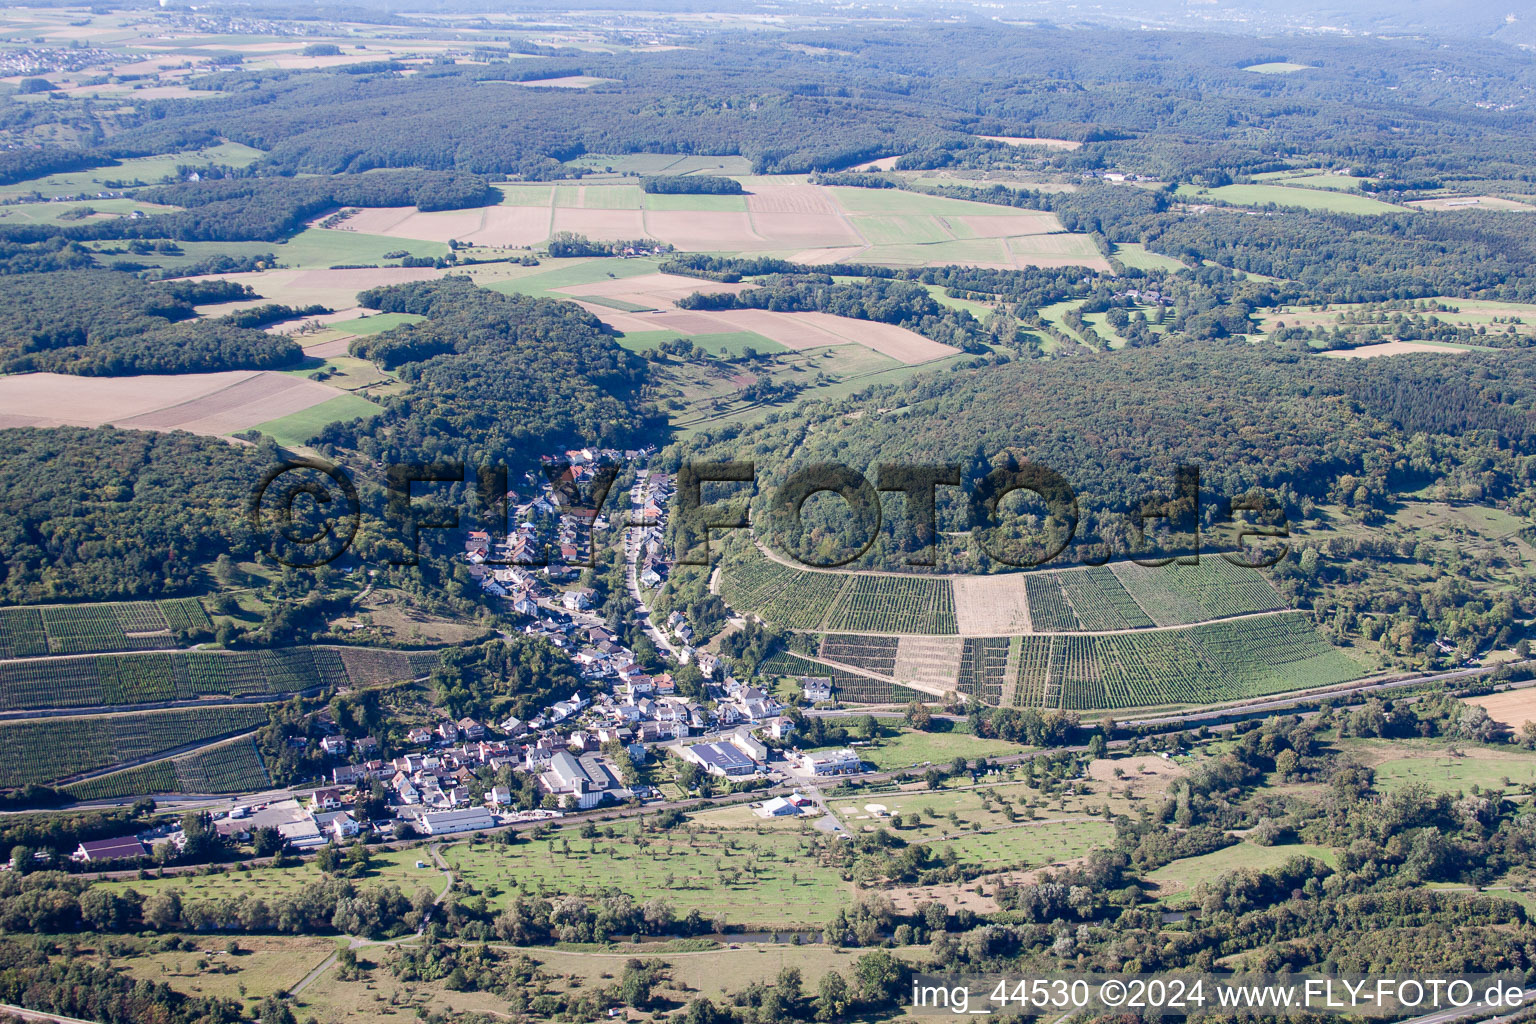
left=1056, top=567, right=1156, bottom=630
left=760, top=651, right=927, bottom=704
left=1014, top=637, right=1053, bottom=706
left=717, top=552, right=848, bottom=630
left=819, top=634, right=898, bottom=675
left=825, top=576, right=957, bottom=634
left=1023, top=574, right=1080, bottom=631
left=958, top=637, right=1011, bottom=704
left=0, top=704, right=271, bottom=787
left=63, top=737, right=270, bottom=801
left=1110, top=559, right=1285, bottom=626
left=0, top=599, right=215, bottom=658
left=1008, top=613, right=1363, bottom=711
left=0, top=647, right=391, bottom=711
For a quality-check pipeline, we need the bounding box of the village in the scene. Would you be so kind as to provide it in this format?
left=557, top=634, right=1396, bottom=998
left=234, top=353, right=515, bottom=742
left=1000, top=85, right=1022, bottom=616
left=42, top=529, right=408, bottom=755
left=63, top=447, right=870, bottom=866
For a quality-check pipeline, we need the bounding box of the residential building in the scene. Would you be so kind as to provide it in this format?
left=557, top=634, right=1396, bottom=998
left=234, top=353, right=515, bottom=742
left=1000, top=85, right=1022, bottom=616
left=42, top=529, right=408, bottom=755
left=800, top=676, right=834, bottom=702
left=731, top=727, right=769, bottom=763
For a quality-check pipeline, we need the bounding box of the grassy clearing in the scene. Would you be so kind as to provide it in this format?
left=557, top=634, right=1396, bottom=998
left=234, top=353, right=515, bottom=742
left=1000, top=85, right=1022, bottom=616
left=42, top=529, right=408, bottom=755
left=943, top=818, right=1115, bottom=869
left=98, top=934, right=338, bottom=1015
left=852, top=729, right=1032, bottom=771
left=340, top=312, right=427, bottom=334
left=253, top=393, right=382, bottom=446
left=1242, top=62, right=1314, bottom=73
left=99, top=846, right=445, bottom=901
left=0, top=142, right=264, bottom=201
left=1148, top=841, right=1337, bottom=898
left=1112, top=242, right=1186, bottom=272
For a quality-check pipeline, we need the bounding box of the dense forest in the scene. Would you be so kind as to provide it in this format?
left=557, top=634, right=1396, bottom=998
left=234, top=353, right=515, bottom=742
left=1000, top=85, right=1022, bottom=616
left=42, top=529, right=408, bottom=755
left=326, top=276, right=658, bottom=469
left=0, top=271, right=299, bottom=375
left=678, top=341, right=1536, bottom=570
left=0, top=428, right=271, bottom=603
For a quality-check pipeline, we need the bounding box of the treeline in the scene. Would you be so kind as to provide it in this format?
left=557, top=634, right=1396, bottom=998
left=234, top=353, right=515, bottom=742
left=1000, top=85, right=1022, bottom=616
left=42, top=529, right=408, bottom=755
left=678, top=275, right=987, bottom=352
left=0, top=171, right=498, bottom=245
left=640, top=174, right=743, bottom=195
left=0, top=146, right=112, bottom=186
left=546, top=231, right=671, bottom=258
left=0, top=270, right=300, bottom=376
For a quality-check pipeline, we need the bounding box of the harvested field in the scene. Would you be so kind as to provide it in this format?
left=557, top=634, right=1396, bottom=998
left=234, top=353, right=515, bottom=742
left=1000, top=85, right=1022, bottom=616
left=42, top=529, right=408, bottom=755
left=641, top=209, right=764, bottom=249
left=790, top=311, right=961, bottom=363
left=334, top=205, right=552, bottom=247
left=893, top=635, right=964, bottom=692
left=1406, top=195, right=1536, bottom=212
left=953, top=575, right=1033, bottom=635
left=193, top=267, right=443, bottom=309
left=745, top=183, right=843, bottom=216
left=549, top=207, right=647, bottom=239
left=0, top=370, right=346, bottom=437
left=1319, top=341, right=1465, bottom=359
left=1467, top=690, right=1536, bottom=729
left=551, top=271, right=749, bottom=308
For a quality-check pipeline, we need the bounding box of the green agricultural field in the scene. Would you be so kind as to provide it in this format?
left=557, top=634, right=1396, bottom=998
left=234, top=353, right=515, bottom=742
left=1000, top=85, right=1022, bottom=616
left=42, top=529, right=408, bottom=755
left=253, top=396, right=382, bottom=445
left=1179, top=183, right=1402, bottom=214
left=642, top=192, right=749, bottom=212
left=480, top=255, right=663, bottom=299
left=254, top=393, right=382, bottom=446
left=271, top=228, right=451, bottom=269
left=578, top=184, right=643, bottom=209
left=493, top=183, right=555, bottom=206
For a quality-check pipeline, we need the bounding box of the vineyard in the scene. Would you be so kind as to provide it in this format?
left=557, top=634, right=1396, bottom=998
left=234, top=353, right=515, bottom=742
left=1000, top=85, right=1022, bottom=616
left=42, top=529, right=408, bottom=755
left=759, top=651, right=927, bottom=704
left=1056, top=567, right=1156, bottom=630
left=958, top=637, right=1011, bottom=704
left=0, top=704, right=271, bottom=787
left=1023, top=574, right=1080, bottom=632
left=824, top=576, right=957, bottom=635
left=1110, top=559, right=1285, bottom=626
left=0, top=599, right=214, bottom=658
left=717, top=551, right=847, bottom=630
left=1007, top=612, right=1364, bottom=711
left=819, top=634, right=898, bottom=676
left=0, top=646, right=412, bottom=711
left=62, top=737, right=270, bottom=801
